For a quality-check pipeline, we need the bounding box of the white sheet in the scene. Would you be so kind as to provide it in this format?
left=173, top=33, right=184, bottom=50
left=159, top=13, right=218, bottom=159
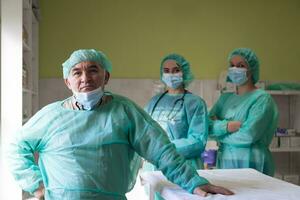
left=140, top=168, right=300, bottom=200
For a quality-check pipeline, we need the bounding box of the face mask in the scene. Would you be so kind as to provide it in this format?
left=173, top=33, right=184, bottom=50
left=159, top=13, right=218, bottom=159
left=74, top=86, right=104, bottom=110
left=162, top=73, right=183, bottom=89
left=228, top=67, right=248, bottom=86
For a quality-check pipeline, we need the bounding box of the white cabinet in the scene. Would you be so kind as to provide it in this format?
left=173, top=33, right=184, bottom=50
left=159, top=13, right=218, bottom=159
left=268, top=90, right=300, bottom=185
left=22, top=0, right=39, bottom=123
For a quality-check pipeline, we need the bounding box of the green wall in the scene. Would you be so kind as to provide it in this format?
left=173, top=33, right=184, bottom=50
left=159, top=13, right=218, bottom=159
left=39, top=0, right=300, bottom=81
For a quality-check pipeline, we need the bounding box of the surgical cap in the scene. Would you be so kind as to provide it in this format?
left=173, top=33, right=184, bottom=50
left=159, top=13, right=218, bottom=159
left=62, top=49, right=112, bottom=79
left=160, top=53, right=194, bottom=87
left=228, top=48, right=260, bottom=84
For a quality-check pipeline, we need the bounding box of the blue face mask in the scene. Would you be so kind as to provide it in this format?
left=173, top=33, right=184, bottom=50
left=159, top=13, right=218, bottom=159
left=162, top=73, right=183, bottom=89
left=228, top=67, right=248, bottom=86
left=74, top=87, right=104, bottom=110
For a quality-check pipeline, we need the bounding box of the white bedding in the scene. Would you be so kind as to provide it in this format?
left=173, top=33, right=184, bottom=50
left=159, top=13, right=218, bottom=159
left=140, top=168, right=300, bottom=200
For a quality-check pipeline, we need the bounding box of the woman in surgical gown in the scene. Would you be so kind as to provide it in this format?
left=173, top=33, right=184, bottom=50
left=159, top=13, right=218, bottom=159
left=144, top=53, right=208, bottom=170
left=209, top=48, right=278, bottom=176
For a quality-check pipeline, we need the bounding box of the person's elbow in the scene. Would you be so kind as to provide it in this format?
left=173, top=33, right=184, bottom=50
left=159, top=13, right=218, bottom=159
left=176, top=142, right=204, bottom=159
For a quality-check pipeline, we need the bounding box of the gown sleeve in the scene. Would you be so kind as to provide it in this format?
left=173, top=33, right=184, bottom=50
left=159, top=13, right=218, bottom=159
left=125, top=100, right=209, bottom=193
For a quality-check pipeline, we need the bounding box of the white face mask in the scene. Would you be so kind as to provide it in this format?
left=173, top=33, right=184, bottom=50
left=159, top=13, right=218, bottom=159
left=74, top=87, right=104, bottom=110
left=162, top=73, right=183, bottom=89
left=228, top=67, right=248, bottom=86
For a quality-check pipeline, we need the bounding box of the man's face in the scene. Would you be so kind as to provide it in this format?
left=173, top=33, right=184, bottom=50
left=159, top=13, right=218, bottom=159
left=64, top=61, right=109, bottom=93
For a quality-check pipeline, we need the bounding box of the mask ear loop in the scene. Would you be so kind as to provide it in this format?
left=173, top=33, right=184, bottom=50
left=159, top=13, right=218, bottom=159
left=241, top=57, right=253, bottom=84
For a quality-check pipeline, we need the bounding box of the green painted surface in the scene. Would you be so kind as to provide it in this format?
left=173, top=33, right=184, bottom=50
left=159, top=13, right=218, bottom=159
left=39, top=0, right=300, bottom=81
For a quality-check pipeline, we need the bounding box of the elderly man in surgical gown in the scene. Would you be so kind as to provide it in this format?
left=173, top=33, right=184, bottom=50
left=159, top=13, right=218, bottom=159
left=7, top=49, right=233, bottom=200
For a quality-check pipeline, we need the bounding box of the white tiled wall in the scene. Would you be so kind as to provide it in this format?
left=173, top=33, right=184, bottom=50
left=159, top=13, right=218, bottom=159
left=39, top=78, right=300, bottom=138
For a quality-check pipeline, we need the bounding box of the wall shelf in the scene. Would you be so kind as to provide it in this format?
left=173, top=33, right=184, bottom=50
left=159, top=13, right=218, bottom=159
left=271, top=148, right=300, bottom=152
left=266, top=90, right=300, bottom=96
left=22, top=41, right=31, bottom=52
left=22, top=2, right=40, bottom=200
left=23, top=88, right=37, bottom=95
left=269, top=87, right=300, bottom=186
left=22, top=0, right=39, bottom=128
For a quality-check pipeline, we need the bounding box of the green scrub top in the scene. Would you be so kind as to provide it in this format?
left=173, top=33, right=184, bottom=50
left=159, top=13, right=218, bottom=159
left=209, top=89, right=278, bottom=176
left=144, top=92, right=208, bottom=169
left=8, top=93, right=209, bottom=200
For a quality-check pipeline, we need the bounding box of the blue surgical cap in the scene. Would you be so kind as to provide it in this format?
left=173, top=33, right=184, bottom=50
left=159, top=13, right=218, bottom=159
left=228, top=48, right=260, bottom=84
left=160, top=53, right=194, bottom=87
left=62, top=49, right=112, bottom=79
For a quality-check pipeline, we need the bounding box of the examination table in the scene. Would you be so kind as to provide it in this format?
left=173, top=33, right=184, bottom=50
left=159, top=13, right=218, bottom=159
left=140, top=168, right=300, bottom=200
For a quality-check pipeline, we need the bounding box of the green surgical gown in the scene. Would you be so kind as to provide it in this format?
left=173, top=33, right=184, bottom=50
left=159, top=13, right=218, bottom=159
left=8, top=94, right=208, bottom=200
left=209, top=89, right=278, bottom=176
left=144, top=92, right=208, bottom=169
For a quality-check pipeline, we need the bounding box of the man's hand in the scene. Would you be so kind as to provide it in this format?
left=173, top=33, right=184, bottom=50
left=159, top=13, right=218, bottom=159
left=33, top=184, right=45, bottom=200
left=227, top=121, right=241, bottom=133
left=193, top=184, right=234, bottom=197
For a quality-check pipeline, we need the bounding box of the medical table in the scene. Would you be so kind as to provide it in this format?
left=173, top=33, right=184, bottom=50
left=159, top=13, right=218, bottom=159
left=140, top=168, right=300, bottom=200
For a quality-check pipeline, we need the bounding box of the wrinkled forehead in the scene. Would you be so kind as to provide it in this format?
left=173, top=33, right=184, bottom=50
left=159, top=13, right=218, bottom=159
left=71, top=61, right=103, bottom=71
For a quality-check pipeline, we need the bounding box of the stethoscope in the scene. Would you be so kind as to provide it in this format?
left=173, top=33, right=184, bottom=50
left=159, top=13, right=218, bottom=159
left=150, top=89, right=188, bottom=121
